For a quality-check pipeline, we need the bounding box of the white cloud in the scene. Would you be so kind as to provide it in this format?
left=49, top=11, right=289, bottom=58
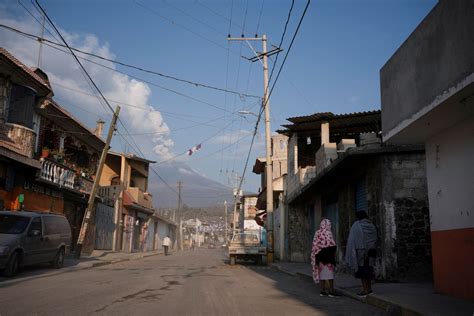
left=0, top=14, right=174, bottom=160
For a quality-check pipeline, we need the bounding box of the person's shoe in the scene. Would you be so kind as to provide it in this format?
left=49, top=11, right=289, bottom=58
left=357, top=292, right=368, bottom=297
left=328, top=292, right=341, bottom=297
left=320, top=291, right=328, bottom=297
left=367, top=290, right=373, bottom=295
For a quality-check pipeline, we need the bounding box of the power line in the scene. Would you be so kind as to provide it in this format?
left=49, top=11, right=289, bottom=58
left=133, top=0, right=245, bottom=59
left=0, top=24, right=260, bottom=100
left=255, top=0, right=265, bottom=36
left=34, top=1, right=115, bottom=114
left=50, top=80, right=237, bottom=127
left=161, top=0, right=226, bottom=37
left=234, top=0, right=311, bottom=198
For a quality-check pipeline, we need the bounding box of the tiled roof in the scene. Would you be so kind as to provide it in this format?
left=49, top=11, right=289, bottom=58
left=0, top=48, right=51, bottom=90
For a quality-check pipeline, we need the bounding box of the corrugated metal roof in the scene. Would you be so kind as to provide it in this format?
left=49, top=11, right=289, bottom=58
left=278, top=110, right=381, bottom=136
left=286, top=110, right=381, bottom=123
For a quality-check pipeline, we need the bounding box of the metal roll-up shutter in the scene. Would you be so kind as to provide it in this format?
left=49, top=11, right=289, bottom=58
left=355, top=178, right=368, bottom=212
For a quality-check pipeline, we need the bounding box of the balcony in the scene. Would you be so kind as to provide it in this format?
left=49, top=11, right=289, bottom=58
left=39, top=158, right=93, bottom=193
left=2, top=123, right=36, bottom=158
left=127, top=187, right=153, bottom=210
left=98, top=185, right=122, bottom=207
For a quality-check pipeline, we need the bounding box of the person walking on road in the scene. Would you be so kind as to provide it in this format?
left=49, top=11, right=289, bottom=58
left=311, top=218, right=339, bottom=297
left=163, top=235, right=171, bottom=256
left=345, top=211, right=378, bottom=297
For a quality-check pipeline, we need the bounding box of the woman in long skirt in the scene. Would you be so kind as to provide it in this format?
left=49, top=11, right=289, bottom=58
left=311, top=218, right=339, bottom=297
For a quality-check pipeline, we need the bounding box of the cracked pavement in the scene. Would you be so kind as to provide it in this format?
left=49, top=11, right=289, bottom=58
left=0, top=249, right=382, bottom=315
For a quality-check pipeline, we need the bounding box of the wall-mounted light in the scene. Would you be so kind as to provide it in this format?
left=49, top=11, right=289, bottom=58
left=306, top=136, right=311, bottom=145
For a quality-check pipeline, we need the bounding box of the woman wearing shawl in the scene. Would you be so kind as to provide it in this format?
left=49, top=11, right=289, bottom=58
left=311, top=218, right=339, bottom=297
left=345, top=211, right=378, bottom=296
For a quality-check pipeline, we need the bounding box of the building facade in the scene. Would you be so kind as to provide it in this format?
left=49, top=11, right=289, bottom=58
left=278, top=111, right=432, bottom=280
left=380, top=0, right=473, bottom=299
left=0, top=48, right=105, bottom=252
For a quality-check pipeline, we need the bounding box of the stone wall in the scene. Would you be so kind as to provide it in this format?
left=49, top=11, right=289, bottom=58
left=287, top=203, right=311, bottom=262
left=381, top=153, right=432, bottom=280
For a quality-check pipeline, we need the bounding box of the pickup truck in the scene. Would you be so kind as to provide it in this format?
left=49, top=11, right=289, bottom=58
left=228, top=232, right=267, bottom=265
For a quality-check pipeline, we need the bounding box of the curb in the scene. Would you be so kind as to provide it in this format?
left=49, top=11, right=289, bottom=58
left=0, top=252, right=162, bottom=288
left=272, top=265, right=422, bottom=316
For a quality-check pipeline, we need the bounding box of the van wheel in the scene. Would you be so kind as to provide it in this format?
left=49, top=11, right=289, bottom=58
left=52, top=248, right=65, bottom=269
left=4, top=251, right=19, bottom=277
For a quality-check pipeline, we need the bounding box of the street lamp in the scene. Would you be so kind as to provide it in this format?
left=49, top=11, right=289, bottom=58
left=238, top=110, right=259, bottom=117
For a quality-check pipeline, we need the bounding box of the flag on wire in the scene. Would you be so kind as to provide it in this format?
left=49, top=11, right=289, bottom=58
left=188, top=143, right=202, bottom=156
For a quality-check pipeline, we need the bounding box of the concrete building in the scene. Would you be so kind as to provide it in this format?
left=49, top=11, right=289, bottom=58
left=99, top=152, right=157, bottom=252
left=252, top=134, right=288, bottom=260
left=277, top=111, right=432, bottom=280
left=380, top=0, right=473, bottom=299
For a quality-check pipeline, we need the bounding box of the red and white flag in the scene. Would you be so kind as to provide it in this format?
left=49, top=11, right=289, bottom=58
left=188, top=143, right=202, bottom=156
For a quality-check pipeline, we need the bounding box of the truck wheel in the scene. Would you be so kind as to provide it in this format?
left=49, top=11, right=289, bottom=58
left=230, top=255, right=236, bottom=265
left=4, top=251, right=20, bottom=277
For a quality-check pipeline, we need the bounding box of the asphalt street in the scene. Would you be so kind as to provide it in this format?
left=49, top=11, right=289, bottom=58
left=0, top=248, right=382, bottom=315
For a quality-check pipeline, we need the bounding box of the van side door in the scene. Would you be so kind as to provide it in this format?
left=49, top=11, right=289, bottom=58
left=23, top=217, right=46, bottom=265
left=42, top=216, right=61, bottom=262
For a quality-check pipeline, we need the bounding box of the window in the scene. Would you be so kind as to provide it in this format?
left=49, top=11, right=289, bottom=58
left=8, top=84, right=36, bottom=129
left=43, top=216, right=69, bottom=235
left=28, top=217, right=42, bottom=234
left=0, top=215, right=31, bottom=234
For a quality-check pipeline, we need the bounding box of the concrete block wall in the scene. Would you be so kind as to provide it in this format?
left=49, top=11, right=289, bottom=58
left=287, top=203, right=311, bottom=262
left=381, top=153, right=432, bottom=280
left=315, top=143, right=337, bottom=174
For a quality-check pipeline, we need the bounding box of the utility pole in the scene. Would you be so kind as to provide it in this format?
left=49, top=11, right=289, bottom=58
left=228, top=34, right=279, bottom=264
left=224, top=200, right=228, bottom=243
left=177, top=181, right=183, bottom=250
left=75, top=106, right=120, bottom=258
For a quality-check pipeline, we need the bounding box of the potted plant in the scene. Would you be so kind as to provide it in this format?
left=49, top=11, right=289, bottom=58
left=41, top=147, right=50, bottom=158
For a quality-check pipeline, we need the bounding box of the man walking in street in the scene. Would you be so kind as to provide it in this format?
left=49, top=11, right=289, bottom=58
left=163, top=235, right=171, bottom=256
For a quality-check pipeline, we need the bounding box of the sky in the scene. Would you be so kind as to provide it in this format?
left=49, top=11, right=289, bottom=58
left=0, top=0, right=437, bottom=195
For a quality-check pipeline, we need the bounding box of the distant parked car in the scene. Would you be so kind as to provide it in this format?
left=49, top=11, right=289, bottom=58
left=0, top=211, right=72, bottom=277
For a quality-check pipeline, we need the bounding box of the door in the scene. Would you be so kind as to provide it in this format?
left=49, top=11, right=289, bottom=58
left=94, top=203, right=115, bottom=250
left=42, top=216, right=61, bottom=262
left=23, top=217, right=46, bottom=265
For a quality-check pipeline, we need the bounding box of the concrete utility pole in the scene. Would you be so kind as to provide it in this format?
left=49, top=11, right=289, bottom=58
left=228, top=34, right=279, bottom=264
left=224, top=200, right=228, bottom=242
left=177, top=181, right=183, bottom=250
left=76, top=106, right=120, bottom=258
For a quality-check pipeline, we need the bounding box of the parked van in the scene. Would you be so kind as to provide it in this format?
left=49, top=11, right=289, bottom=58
left=0, top=211, right=72, bottom=277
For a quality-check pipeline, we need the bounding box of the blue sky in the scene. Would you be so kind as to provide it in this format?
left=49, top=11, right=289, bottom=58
left=0, top=0, right=437, bottom=194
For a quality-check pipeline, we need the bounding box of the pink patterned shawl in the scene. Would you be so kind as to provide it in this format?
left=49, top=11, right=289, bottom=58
left=310, top=218, right=336, bottom=283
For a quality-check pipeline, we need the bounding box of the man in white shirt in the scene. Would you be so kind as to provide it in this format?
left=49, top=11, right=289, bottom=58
left=163, top=235, right=171, bottom=256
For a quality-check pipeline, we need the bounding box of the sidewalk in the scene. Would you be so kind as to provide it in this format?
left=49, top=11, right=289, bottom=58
left=272, top=262, right=474, bottom=316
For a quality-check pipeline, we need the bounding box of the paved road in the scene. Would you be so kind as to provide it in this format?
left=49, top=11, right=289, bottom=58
left=0, top=249, right=382, bottom=315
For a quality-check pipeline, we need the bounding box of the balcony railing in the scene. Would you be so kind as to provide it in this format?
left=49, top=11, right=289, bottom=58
left=128, top=187, right=153, bottom=210
left=39, top=158, right=93, bottom=193
left=98, top=185, right=122, bottom=207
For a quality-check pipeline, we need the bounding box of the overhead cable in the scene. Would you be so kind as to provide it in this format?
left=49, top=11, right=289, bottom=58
left=0, top=24, right=260, bottom=99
